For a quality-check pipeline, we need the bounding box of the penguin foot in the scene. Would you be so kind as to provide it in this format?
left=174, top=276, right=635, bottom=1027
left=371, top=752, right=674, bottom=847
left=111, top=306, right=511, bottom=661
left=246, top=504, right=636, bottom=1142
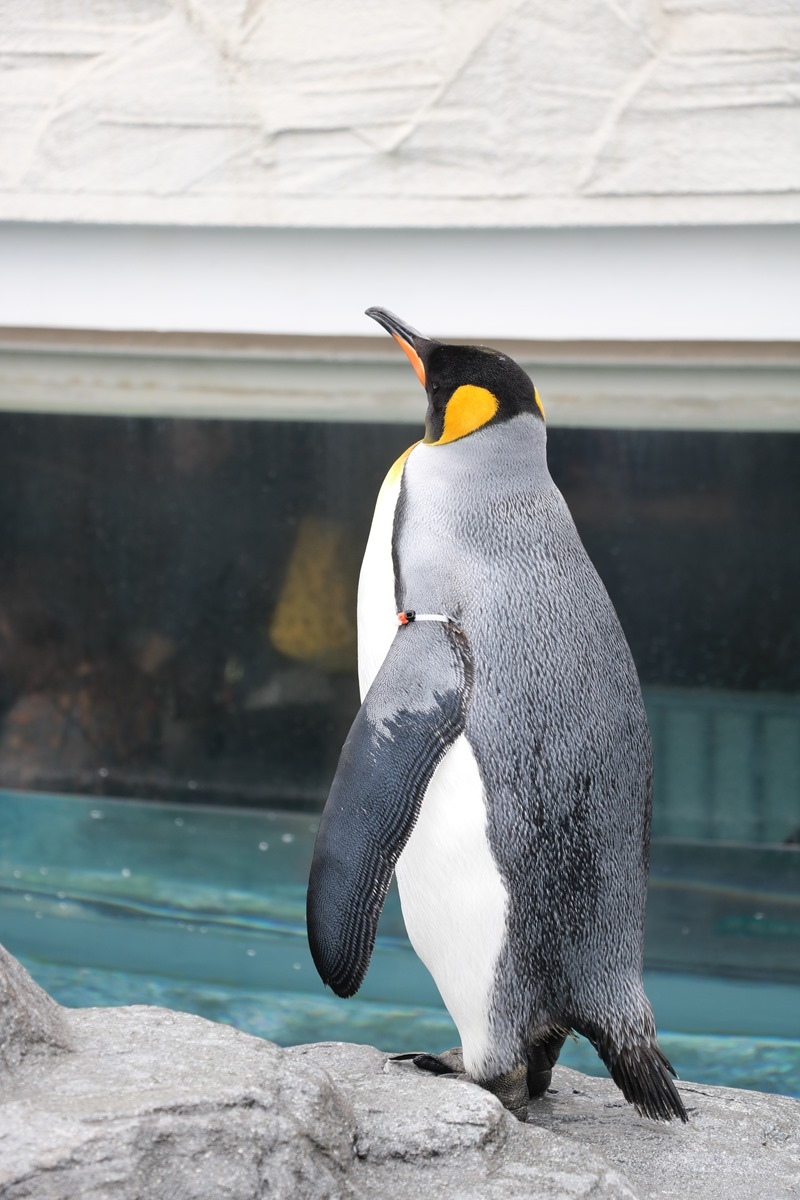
left=391, top=1046, right=465, bottom=1076
left=394, top=1051, right=530, bottom=1122
left=480, top=1063, right=530, bottom=1122
left=526, top=1030, right=568, bottom=1098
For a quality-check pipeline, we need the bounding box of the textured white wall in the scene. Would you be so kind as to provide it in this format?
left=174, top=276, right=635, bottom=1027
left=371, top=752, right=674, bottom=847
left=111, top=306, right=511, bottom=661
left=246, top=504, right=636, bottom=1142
left=1, top=0, right=799, bottom=227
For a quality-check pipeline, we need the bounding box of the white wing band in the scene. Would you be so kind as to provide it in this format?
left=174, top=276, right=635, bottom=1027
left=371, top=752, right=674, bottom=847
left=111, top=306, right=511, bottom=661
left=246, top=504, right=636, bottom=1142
left=397, top=610, right=454, bottom=626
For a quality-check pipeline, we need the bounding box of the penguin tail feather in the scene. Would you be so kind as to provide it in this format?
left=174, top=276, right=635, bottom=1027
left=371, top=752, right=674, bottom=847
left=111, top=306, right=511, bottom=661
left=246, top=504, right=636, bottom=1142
left=603, top=1040, right=688, bottom=1123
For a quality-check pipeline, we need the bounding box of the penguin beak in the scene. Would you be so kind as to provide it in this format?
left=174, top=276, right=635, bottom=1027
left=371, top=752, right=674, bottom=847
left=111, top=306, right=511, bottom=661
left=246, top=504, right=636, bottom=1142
left=365, top=307, right=435, bottom=388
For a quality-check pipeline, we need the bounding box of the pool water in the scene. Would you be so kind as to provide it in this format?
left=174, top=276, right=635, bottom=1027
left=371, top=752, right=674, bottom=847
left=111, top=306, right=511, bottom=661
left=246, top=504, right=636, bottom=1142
left=1, top=789, right=798, bottom=1099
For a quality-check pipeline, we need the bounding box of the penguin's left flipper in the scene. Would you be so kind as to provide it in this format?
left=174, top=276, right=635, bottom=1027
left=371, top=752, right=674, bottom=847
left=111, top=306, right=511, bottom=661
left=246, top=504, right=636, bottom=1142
left=307, top=621, right=471, bottom=999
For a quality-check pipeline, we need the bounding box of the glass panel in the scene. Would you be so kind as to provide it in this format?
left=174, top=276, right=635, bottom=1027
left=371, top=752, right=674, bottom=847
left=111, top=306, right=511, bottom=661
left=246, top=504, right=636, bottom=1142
left=0, top=413, right=409, bottom=807
left=1, top=413, right=798, bottom=843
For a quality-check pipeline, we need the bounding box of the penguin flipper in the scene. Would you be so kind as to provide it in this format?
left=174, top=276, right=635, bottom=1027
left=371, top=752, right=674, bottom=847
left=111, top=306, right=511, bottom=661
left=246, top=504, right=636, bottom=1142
left=307, top=622, right=471, bottom=999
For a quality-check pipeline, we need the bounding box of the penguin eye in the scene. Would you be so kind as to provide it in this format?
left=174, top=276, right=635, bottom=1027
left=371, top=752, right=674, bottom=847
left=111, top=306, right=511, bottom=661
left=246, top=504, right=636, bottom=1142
left=431, top=382, right=440, bottom=393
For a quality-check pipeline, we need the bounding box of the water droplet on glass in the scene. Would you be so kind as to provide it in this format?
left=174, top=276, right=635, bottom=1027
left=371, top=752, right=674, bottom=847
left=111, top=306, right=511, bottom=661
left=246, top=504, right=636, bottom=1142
left=754, top=912, right=764, bottom=920
left=258, top=841, right=269, bottom=852
left=246, top=949, right=256, bottom=958
left=281, top=833, right=294, bottom=844
left=292, top=963, right=301, bottom=971
left=59, top=902, right=68, bottom=911
left=175, top=818, right=184, bottom=827
left=24, top=894, right=32, bottom=902
left=39, top=867, right=48, bottom=875
left=57, top=891, right=65, bottom=899
left=34, top=912, right=42, bottom=919
left=187, top=780, right=197, bottom=790
left=121, top=868, right=131, bottom=878
left=90, top=810, right=104, bottom=820
left=12, top=870, right=21, bottom=879
left=98, top=767, right=109, bottom=778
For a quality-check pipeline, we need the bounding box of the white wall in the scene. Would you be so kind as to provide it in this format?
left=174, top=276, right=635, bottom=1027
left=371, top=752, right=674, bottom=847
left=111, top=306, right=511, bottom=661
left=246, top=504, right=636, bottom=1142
left=1, top=0, right=798, bottom=228
left=2, top=2, right=798, bottom=344
left=2, top=223, right=799, bottom=341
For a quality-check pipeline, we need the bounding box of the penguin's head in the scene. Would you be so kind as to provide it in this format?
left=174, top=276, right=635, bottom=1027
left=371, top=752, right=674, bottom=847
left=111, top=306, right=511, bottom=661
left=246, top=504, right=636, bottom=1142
left=366, top=306, right=544, bottom=445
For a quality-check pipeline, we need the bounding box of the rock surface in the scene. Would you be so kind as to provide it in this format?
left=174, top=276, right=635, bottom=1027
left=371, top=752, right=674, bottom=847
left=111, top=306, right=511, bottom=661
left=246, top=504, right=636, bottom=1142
left=529, top=1065, right=800, bottom=1200
left=1, top=948, right=798, bottom=1199
left=0, top=943, right=71, bottom=1074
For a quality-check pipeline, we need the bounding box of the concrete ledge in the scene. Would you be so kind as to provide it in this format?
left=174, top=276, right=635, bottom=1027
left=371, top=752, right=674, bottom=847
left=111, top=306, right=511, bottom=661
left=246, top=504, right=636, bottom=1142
left=1, top=327, right=798, bottom=431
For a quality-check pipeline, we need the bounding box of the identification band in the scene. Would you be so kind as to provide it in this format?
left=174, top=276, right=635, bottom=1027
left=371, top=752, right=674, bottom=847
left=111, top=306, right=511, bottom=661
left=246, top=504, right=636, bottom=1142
left=397, top=610, right=453, bottom=626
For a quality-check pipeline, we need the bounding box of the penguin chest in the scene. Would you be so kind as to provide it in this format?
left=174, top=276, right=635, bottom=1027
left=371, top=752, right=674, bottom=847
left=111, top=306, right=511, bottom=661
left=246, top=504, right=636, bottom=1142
left=395, top=735, right=509, bottom=1077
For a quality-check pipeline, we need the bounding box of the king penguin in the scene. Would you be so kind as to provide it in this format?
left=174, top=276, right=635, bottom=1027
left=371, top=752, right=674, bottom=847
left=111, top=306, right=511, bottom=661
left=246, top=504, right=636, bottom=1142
left=307, top=308, right=687, bottom=1124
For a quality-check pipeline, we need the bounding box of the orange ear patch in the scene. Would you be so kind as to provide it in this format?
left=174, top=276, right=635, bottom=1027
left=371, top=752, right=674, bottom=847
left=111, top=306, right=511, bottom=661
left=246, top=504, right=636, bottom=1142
left=391, top=332, right=426, bottom=386
left=426, top=385, right=499, bottom=445
left=534, top=387, right=546, bottom=419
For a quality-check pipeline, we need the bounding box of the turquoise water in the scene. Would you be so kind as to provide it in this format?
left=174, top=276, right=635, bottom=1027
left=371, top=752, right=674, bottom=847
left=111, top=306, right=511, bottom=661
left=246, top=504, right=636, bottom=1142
left=1, top=789, right=798, bottom=1098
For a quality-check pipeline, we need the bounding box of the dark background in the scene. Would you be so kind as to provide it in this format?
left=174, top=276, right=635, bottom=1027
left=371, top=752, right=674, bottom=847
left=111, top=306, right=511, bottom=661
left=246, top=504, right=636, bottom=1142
left=0, top=412, right=798, bottom=814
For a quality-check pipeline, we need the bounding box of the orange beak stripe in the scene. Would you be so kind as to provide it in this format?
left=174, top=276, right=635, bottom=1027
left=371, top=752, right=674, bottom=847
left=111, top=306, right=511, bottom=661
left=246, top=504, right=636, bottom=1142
left=391, top=332, right=426, bottom=387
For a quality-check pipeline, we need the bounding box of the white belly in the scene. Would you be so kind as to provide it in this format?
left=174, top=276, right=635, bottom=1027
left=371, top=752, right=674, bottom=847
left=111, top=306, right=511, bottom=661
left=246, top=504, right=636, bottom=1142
left=395, top=734, right=508, bottom=1078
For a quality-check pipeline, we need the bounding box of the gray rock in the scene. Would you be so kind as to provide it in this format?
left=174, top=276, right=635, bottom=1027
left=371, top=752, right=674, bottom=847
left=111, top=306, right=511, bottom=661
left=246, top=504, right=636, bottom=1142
left=1, top=945, right=798, bottom=1199
left=0, top=944, right=71, bottom=1075
left=0, top=1007, right=356, bottom=1200
left=289, top=1042, right=638, bottom=1198
left=530, top=1066, right=800, bottom=1200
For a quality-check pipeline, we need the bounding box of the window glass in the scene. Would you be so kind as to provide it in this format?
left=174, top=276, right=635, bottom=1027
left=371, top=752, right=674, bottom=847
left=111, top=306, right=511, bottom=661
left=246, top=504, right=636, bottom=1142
left=0, top=412, right=797, bottom=845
